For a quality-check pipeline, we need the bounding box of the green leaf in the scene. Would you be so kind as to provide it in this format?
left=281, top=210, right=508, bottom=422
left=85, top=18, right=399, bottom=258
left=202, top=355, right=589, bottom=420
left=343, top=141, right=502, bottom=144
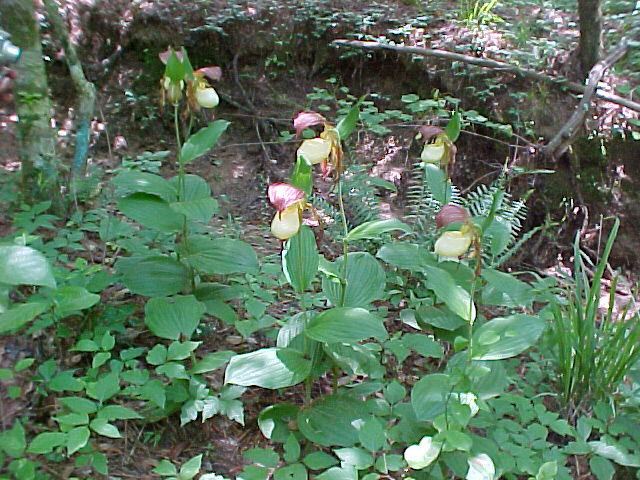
left=181, top=121, right=230, bottom=164
left=86, top=372, right=120, bottom=403
left=27, top=432, right=67, bottom=454
left=117, top=256, right=191, bottom=297
left=445, top=111, right=461, bottom=142
left=118, top=193, right=185, bottom=232
left=358, top=417, right=386, bottom=452
left=112, top=171, right=177, bottom=202
left=316, top=466, right=357, bottom=480
left=334, top=447, right=373, bottom=470
left=0, top=246, right=56, bottom=288
left=165, top=49, right=185, bottom=82
left=589, top=456, right=615, bottom=480
left=53, top=286, right=100, bottom=316
left=322, top=253, right=385, bottom=308
left=303, top=452, right=338, bottom=470
left=145, top=295, right=206, bottom=340
left=179, top=454, right=203, bottom=480
left=305, top=307, right=387, bottom=344
left=336, top=100, right=362, bottom=140
left=481, top=269, right=533, bottom=308
left=66, top=426, right=90, bottom=455
left=345, top=219, right=412, bottom=242
left=59, top=397, right=98, bottom=414
left=423, top=164, right=452, bottom=204
left=89, top=418, right=121, bottom=438
left=297, top=395, right=369, bottom=447
left=244, top=448, right=280, bottom=468
left=225, top=348, right=310, bottom=389
left=588, top=439, right=640, bottom=467
left=140, top=379, right=166, bottom=409
left=274, top=463, right=307, bottom=480
left=376, top=242, right=437, bottom=271
left=97, top=405, right=142, bottom=421
left=290, top=156, right=313, bottom=196
left=258, top=403, right=299, bottom=442
left=282, top=226, right=318, bottom=293
left=167, top=341, right=201, bottom=361
left=0, top=421, right=26, bottom=457
left=169, top=175, right=218, bottom=223
left=472, top=314, right=545, bottom=360
left=180, top=236, right=259, bottom=275
left=191, top=351, right=236, bottom=374
left=284, top=434, right=301, bottom=463
left=410, top=373, right=451, bottom=421
left=0, top=302, right=48, bottom=334
left=153, top=459, right=178, bottom=476
left=424, top=266, right=475, bottom=322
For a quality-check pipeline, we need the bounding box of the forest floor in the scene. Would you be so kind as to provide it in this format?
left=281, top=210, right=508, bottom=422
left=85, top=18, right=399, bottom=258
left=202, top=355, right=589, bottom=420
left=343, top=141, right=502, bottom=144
left=0, top=0, right=639, bottom=478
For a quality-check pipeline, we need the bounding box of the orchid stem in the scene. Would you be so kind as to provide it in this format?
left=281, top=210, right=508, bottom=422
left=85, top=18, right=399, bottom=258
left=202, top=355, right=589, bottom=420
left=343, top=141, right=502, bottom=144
left=337, top=178, right=349, bottom=307
left=174, top=105, right=194, bottom=290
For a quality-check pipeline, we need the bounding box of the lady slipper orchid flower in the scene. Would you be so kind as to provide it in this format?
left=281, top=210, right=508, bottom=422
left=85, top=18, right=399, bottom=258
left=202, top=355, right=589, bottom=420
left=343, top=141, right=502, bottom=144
left=268, top=183, right=306, bottom=240
left=297, top=137, right=332, bottom=165
left=404, top=436, right=442, bottom=470
left=466, top=454, right=496, bottom=480
left=195, top=86, right=219, bottom=109
left=417, top=125, right=456, bottom=169
left=434, top=230, right=473, bottom=258
left=434, top=204, right=474, bottom=258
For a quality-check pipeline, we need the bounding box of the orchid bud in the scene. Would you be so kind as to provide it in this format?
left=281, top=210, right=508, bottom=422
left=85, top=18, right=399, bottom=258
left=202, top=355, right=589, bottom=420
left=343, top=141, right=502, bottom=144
left=297, top=138, right=331, bottom=165
left=434, top=230, right=472, bottom=257
left=436, top=204, right=470, bottom=229
left=271, top=206, right=301, bottom=240
left=404, top=436, right=442, bottom=470
left=163, top=76, right=183, bottom=105
left=196, top=87, right=219, bottom=108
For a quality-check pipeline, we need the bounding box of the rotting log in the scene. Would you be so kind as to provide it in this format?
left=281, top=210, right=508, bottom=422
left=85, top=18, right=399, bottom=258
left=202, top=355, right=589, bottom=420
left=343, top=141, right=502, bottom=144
left=544, top=39, right=629, bottom=158
left=331, top=40, right=640, bottom=113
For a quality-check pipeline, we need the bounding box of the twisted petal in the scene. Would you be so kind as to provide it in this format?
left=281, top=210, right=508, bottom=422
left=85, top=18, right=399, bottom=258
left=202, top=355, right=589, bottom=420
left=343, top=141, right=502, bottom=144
left=268, top=183, right=305, bottom=212
left=404, top=436, right=442, bottom=470
left=434, top=231, right=472, bottom=258
left=297, top=138, right=331, bottom=165
left=418, top=125, right=444, bottom=142
left=293, top=111, right=326, bottom=137
left=196, top=66, right=223, bottom=81
left=466, top=454, right=495, bottom=480
left=271, top=206, right=301, bottom=240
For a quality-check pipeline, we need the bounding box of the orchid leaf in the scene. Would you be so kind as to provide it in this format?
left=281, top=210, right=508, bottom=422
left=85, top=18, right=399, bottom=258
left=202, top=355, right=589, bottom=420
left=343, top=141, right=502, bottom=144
left=181, top=120, right=230, bottom=164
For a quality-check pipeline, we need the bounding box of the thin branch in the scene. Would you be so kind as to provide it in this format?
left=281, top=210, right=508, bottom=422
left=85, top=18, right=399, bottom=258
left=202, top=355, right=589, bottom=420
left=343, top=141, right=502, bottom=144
left=332, top=40, right=640, bottom=113
left=543, top=39, right=629, bottom=158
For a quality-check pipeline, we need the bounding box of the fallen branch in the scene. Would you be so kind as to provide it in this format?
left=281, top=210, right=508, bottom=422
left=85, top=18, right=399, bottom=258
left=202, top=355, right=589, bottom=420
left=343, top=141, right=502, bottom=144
left=332, top=40, right=640, bottom=113
left=44, top=0, right=97, bottom=175
left=544, top=39, right=629, bottom=158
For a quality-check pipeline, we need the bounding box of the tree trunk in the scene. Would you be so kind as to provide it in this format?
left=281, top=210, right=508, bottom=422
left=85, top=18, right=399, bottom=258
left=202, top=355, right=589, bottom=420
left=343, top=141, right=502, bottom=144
left=0, top=0, right=60, bottom=205
left=578, top=0, right=603, bottom=78
left=43, top=0, right=96, bottom=176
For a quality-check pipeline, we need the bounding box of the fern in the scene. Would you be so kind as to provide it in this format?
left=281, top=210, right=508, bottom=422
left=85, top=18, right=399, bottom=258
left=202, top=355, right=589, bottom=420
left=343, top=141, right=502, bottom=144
left=463, top=175, right=530, bottom=263
left=405, top=160, right=460, bottom=241
left=341, top=165, right=382, bottom=226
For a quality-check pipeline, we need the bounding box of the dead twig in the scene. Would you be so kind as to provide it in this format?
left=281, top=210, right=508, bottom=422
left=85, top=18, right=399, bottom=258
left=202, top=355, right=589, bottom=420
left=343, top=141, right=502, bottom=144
left=543, top=39, right=629, bottom=158
left=332, top=39, right=640, bottom=113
